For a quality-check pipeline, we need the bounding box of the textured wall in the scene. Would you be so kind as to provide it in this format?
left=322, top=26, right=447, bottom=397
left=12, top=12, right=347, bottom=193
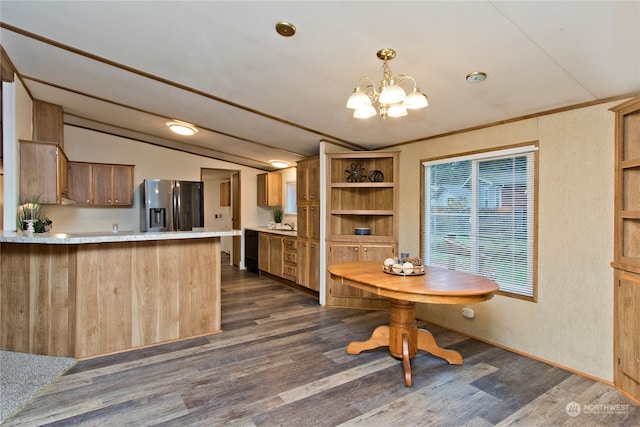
left=400, top=101, right=620, bottom=381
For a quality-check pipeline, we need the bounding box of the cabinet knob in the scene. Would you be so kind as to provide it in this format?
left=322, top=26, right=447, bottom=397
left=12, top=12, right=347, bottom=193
left=115, top=199, right=119, bottom=203
left=108, top=199, right=111, bottom=203
left=354, top=247, right=358, bottom=252
left=364, top=248, right=368, bottom=252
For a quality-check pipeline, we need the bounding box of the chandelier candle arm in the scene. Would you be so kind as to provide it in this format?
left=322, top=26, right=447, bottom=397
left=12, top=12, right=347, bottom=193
left=346, top=48, right=428, bottom=120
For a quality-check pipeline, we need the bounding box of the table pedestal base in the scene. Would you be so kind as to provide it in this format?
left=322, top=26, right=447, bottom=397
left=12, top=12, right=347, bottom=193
left=346, top=299, right=462, bottom=386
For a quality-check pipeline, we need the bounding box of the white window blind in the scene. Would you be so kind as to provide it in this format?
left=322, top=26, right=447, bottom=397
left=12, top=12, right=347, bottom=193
left=284, top=181, right=297, bottom=215
left=423, top=145, right=537, bottom=298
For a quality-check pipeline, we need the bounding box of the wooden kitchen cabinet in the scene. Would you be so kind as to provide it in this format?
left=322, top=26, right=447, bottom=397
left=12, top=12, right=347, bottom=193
left=297, top=157, right=320, bottom=203
left=610, top=96, right=640, bottom=402
left=93, top=164, right=134, bottom=206
left=67, top=162, right=134, bottom=206
left=220, top=181, right=231, bottom=206
left=328, top=243, right=395, bottom=305
left=326, top=151, right=399, bottom=308
left=283, top=237, right=298, bottom=282
left=258, top=233, right=269, bottom=271
left=32, top=99, right=64, bottom=146
left=298, top=239, right=321, bottom=292
left=68, top=162, right=92, bottom=205
left=297, top=204, right=320, bottom=240
left=296, top=157, right=321, bottom=292
left=258, top=232, right=283, bottom=277
left=257, top=172, right=282, bottom=207
left=19, top=140, right=69, bottom=204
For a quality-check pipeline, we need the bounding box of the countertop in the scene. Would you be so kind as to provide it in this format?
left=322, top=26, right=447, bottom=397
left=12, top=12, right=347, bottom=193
left=245, top=226, right=297, bottom=237
left=0, top=228, right=241, bottom=245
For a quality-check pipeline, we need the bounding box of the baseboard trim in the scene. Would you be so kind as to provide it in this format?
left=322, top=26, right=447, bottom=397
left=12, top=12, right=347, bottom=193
left=417, top=318, right=618, bottom=390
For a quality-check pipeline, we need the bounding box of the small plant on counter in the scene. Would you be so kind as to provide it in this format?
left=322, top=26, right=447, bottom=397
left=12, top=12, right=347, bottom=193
left=17, top=195, right=53, bottom=232
left=271, top=206, right=284, bottom=224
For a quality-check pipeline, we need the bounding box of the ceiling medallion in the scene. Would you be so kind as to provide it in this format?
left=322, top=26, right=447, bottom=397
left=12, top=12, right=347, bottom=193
left=346, top=48, right=428, bottom=120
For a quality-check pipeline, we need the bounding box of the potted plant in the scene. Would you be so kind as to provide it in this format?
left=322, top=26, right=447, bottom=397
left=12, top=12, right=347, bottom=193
left=17, top=195, right=53, bottom=233
left=271, top=205, right=284, bottom=226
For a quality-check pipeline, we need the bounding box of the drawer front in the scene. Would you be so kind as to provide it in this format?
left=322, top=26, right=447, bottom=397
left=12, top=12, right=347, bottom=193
left=284, top=250, right=297, bottom=264
left=283, top=264, right=297, bottom=281
left=284, top=238, right=297, bottom=250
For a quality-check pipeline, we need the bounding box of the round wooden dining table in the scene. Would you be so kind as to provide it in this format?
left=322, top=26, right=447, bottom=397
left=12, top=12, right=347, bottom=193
left=328, top=261, right=499, bottom=386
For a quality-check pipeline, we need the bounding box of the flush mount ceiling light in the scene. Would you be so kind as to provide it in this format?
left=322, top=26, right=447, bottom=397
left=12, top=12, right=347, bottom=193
left=346, top=48, right=428, bottom=120
left=466, top=71, right=487, bottom=83
left=167, top=121, right=198, bottom=136
left=270, top=160, right=290, bottom=168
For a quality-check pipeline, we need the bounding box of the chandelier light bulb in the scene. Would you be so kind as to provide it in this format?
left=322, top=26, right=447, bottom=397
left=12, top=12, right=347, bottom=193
left=353, top=105, right=377, bottom=119
left=403, top=88, right=428, bottom=109
left=379, top=83, right=406, bottom=105
left=387, top=103, right=408, bottom=118
left=346, top=88, right=373, bottom=109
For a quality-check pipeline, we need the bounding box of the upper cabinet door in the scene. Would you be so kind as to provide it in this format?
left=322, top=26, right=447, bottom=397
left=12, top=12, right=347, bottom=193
left=32, top=100, right=64, bottom=145
left=92, top=165, right=113, bottom=205
left=257, top=172, right=282, bottom=207
left=296, top=157, right=320, bottom=202
left=112, top=165, right=133, bottom=205
left=19, top=140, right=66, bottom=204
left=68, top=162, right=92, bottom=205
left=308, top=158, right=320, bottom=202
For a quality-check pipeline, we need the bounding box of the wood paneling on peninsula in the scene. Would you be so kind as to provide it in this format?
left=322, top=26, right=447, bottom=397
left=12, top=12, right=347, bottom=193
left=0, top=237, right=222, bottom=359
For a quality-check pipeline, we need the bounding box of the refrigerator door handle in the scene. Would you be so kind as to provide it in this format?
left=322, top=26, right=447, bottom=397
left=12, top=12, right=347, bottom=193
left=173, top=183, right=180, bottom=231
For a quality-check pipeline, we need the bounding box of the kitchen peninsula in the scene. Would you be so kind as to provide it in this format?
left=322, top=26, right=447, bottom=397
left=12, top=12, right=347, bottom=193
left=0, top=228, right=240, bottom=359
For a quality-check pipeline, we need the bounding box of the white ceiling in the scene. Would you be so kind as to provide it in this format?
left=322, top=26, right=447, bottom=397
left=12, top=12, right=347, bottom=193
left=1, top=1, right=639, bottom=171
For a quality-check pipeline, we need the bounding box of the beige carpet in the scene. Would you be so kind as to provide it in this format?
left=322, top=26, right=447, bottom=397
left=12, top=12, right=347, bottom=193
left=0, top=350, right=76, bottom=423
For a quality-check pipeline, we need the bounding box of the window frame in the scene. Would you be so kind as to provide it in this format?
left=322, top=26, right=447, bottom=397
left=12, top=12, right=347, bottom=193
left=421, top=143, right=539, bottom=301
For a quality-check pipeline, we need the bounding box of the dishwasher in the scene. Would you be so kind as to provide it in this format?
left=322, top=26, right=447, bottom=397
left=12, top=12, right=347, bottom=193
left=244, top=229, right=259, bottom=274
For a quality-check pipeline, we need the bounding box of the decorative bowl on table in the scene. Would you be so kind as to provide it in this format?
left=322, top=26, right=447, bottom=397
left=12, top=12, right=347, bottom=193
left=354, top=227, right=371, bottom=235
left=382, top=256, right=426, bottom=276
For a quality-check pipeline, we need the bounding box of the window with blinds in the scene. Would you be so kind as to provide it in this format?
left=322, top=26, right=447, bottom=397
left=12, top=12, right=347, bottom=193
left=422, top=145, right=537, bottom=299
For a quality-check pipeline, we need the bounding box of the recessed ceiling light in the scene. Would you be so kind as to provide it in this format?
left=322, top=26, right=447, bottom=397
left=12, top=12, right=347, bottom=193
left=275, top=21, right=296, bottom=37
left=270, top=160, right=290, bottom=168
left=466, top=71, right=487, bottom=83
left=167, top=121, right=198, bottom=136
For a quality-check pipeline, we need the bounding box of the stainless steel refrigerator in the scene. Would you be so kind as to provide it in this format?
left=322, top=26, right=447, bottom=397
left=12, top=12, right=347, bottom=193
left=141, top=179, right=204, bottom=231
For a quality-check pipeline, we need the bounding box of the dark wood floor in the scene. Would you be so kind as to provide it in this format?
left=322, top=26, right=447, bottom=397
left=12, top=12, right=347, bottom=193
left=5, top=255, right=639, bottom=426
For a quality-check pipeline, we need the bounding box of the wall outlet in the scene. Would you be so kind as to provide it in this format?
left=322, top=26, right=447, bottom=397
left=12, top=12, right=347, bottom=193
left=462, top=307, right=475, bottom=319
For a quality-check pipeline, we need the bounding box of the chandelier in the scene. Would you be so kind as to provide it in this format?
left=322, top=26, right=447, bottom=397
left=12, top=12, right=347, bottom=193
left=346, top=48, right=428, bottom=119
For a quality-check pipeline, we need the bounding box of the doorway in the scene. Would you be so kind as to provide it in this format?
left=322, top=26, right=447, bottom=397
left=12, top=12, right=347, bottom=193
left=201, top=168, right=241, bottom=266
